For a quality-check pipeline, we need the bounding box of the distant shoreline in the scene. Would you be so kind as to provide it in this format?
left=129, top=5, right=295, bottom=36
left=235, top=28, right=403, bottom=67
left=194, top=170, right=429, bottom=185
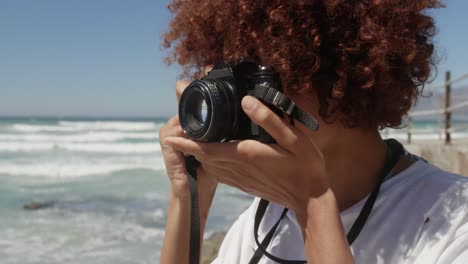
left=0, top=116, right=170, bottom=121
left=1, top=115, right=467, bottom=122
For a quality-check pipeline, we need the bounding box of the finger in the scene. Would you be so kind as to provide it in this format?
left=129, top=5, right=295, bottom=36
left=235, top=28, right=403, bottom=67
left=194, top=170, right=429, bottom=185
left=167, top=115, right=180, bottom=126
left=159, top=137, right=187, bottom=180
left=166, top=116, right=189, bottom=139
left=212, top=170, right=273, bottom=200
left=217, top=176, right=252, bottom=194
left=241, top=96, right=304, bottom=151
left=159, top=116, right=185, bottom=141
left=164, top=137, right=285, bottom=166
left=201, top=164, right=253, bottom=194
left=167, top=125, right=185, bottom=138
left=176, top=80, right=190, bottom=103
left=204, top=65, right=214, bottom=76
left=163, top=137, right=241, bottom=163
left=198, top=159, right=237, bottom=171
left=198, top=163, right=232, bottom=180
left=159, top=128, right=185, bottom=155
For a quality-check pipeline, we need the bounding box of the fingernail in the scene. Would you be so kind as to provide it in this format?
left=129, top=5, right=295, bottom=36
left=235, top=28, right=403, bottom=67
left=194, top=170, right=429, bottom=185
left=242, top=96, right=257, bottom=112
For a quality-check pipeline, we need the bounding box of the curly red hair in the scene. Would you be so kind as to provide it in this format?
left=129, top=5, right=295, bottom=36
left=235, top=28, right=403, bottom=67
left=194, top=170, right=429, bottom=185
left=163, top=0, right=441, bottom=128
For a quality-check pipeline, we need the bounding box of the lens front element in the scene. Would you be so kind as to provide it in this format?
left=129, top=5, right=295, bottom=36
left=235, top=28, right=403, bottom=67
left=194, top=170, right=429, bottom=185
left=178, top=80, right=235, bottom=142
left=194, top=98, right=208, bottom=124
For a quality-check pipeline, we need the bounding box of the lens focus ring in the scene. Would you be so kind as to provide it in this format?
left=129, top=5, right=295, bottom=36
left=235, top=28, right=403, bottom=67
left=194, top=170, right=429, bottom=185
left=178, top=79, right=235, bottom=141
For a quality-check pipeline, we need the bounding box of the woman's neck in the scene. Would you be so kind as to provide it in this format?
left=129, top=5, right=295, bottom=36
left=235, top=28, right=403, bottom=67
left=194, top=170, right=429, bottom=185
left=307, top=124, right=415, bottom=212
left=320, top=128, right=387, bottom=211
left=292, top=93, right=393, bottom=211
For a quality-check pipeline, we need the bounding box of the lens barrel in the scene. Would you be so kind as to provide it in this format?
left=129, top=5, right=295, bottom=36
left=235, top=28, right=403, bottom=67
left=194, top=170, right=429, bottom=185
left=179, top=79, right=236, bottom=142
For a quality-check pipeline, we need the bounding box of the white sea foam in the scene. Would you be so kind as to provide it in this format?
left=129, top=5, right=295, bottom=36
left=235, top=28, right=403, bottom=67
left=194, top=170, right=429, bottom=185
left=0, top=216, right=164, bottom=263
left=58, top=121, right=161, bottom=131
left=11, top=124, right=79, bottom=132
left=0, top=142, right=53, bottom=152
left=9, top=121, right=164, bottom=133
left=0, top=160, right=164, bottom=177
left=0, top=132, right=158, bottom=142
left=0, top=142, right=161, bottom=153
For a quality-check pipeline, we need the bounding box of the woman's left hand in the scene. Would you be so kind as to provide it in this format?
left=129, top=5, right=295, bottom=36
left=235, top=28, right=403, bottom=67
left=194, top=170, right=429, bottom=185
left=164, top=95, right=330, bottom=215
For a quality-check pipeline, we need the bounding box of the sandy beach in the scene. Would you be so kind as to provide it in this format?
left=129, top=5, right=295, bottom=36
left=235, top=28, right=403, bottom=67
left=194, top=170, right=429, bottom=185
left=404, top=139, right=468, bottom=176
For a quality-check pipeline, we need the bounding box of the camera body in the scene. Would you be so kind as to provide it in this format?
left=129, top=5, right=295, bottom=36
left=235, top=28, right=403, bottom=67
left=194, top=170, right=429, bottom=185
left=178, top=61, right=283, bottom=143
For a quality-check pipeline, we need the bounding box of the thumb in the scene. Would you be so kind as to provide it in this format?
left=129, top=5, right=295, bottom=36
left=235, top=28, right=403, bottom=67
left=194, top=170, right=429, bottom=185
left=241, top=96, right=302, bottom=149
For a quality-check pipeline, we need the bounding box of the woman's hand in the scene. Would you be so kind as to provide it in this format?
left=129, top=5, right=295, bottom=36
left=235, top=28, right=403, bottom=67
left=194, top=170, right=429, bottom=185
left=163, top=94, right=354, bottom=264
left=159, top=78, right=218, bottom=207
left=160, top=72, right=218, bottom=264
left=163, top=95, right=329, bottom=217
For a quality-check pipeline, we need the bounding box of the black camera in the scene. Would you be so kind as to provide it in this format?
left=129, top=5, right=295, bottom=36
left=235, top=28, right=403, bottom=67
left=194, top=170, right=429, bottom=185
left=178, top=60, right=319, bottom=143
left=178, top=61, right=285, bottom=143
left=179, top=61, right=319, bottom=264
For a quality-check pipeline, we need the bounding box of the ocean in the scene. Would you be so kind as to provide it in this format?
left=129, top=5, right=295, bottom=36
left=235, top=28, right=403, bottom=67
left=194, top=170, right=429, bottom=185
left=1, top=117, right=467, bottom=263
left=0, top=118, right=253, bottom=264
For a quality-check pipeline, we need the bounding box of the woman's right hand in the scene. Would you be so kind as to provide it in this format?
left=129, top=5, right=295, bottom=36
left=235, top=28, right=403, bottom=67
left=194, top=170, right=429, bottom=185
left=160, top=69, right=218, bottom=264
left=159, top=79, right=218, bottom=211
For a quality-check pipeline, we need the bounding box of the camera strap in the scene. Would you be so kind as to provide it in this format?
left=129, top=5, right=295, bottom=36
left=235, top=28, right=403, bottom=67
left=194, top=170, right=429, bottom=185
left=250, top=84, right=319, bottom=131
left=249, top=139, right=404, bottom=264
left=184, top=83, right=314, bottom=264
left=185, top=155, right=201, bottom=264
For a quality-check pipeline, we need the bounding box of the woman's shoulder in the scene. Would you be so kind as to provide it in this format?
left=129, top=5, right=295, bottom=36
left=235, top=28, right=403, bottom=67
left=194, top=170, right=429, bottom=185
left=414, top=161, right=468, bottom=221
left=376, top=158, right=468, bottom=217
left=383, top=159, right=468, bottom=201
left=351, top=160, right=468, bottom=263
left=379, top=159, right=468, bottom=223
left=392, top=161, right=468, bottom=263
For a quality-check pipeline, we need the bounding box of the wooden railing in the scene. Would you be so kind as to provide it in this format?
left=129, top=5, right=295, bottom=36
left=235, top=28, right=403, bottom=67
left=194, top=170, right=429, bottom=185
left=405, top=71, right=468, bottom=144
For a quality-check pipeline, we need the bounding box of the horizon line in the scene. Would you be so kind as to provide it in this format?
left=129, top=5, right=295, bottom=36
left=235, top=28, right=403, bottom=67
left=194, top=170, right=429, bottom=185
left=0, top=115, right=170, bottom=120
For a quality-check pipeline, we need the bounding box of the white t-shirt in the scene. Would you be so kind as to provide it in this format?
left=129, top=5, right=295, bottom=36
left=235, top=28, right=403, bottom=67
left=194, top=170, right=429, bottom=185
left=212, top=160, right=468, bottom=264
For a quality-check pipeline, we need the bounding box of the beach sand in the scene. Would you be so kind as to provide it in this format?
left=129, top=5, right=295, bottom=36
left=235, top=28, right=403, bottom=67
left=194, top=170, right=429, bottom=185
left=405, top=139, right=468, bottom=176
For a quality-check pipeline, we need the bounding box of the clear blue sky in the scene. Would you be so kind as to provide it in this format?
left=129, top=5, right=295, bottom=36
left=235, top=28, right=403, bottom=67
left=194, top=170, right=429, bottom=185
left=0, top=0, right=467, bottom=118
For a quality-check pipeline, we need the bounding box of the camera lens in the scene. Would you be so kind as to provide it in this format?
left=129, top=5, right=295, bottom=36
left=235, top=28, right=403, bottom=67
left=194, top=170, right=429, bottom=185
left=179, top=80, right=237, bottom=142
left=194, top=97, right=208, bottom=124
left=186, top=91, right=208, bottom=127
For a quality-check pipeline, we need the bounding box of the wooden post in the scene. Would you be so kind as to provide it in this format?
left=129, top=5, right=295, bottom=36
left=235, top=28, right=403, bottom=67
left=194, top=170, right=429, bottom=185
left=407, top=116, right=412, bottom=144
left=445, top=71, right=452, bottom=145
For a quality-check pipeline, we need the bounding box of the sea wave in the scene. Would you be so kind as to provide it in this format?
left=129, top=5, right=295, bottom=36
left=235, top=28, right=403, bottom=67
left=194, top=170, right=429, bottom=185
left=0, top=132, right=158, bottom=143
left=9, top=121, right=164, bottom=133
left=0, top=160, right=164, bottom=177
left=59, top=121, right=162, bottom=131
left=11, top=124, right=79, bottom=132
left=0, top=142, right=161, bottom=153
left=0, top=217, right=164, bottom=263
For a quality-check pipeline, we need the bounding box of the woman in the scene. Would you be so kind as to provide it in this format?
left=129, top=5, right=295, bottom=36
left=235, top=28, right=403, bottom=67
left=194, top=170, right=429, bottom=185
left=159, top=1, right=468, bottom=263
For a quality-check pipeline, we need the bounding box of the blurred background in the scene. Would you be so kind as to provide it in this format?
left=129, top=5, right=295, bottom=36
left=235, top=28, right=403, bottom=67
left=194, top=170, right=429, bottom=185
left=0, top=0, right=467, bottom=263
